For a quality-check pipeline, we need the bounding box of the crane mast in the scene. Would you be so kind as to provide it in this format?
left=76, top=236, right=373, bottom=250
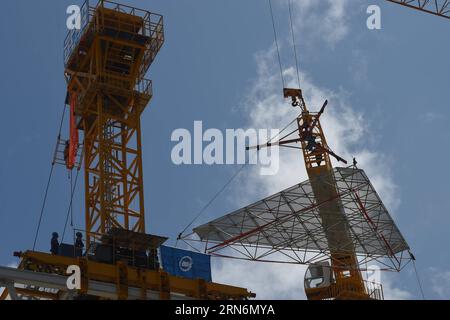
left=284, top=89, right=368, bottom=300
left=64, top=3, right=160, bottom=247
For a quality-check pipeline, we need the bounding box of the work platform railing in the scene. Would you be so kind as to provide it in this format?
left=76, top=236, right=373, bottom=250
left=52, top=136, right=83, bottom=169
left=305, top=279, right=384, bottom=300
left=64, top=0, right=164, bottom=66
left=326, top=279, right=384, bottom=300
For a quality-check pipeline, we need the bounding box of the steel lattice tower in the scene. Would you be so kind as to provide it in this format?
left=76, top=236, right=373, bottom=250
left=64, top=1, right=164, bottom=246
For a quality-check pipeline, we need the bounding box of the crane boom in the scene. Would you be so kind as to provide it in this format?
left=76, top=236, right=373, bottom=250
left=386, top=0, right=450, bottom=19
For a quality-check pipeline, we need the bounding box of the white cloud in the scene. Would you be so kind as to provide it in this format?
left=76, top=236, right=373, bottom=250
left=213, top=258, right=308, bottom=300
left=287, top=0, right=352, bottom=47
left=349, top=49, right=370, bottom=84
left=233, top=45, right=399, bottom=210
left=382, top=273, right=413, bottom=300
left=429, top=267, right=450, bottom=299
left=423, top=111, right=445, bottom=123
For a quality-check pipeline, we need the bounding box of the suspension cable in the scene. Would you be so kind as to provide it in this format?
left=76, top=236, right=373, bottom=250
left=32, top=104, right=68, bottom=250
left=176, top=118, right=298, bottom=246
left=32, top=165, right=56, bottom=251
left=177, top=1, right=302, bottom=245
left=177, top=163, right=249, bottom=244
left=268, top=118, right=298, bottom=144
left=410, top=253, right=426, bottom=300
left=268, top=0, right=286, bottom=89
left=288, top=0, right=302, bottom=88
left=62, top=168, right=81, bottom=243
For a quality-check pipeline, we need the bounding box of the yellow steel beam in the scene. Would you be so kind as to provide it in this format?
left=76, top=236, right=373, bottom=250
left=0, top=288, right=9, bottom=301
left=18, top=251, right=254, bottom=300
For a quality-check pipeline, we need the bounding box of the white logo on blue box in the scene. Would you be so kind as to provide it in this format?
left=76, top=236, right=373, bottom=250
left=179, top=256, right=193, bottom=272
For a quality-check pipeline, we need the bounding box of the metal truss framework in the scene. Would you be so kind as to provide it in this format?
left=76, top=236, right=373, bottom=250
left=64, top=0, right=165, bottom=246
left=386, top=0, right=450, bottom=19
left=183, top=167, right=412, bottom=272
left=0, top=253, right=254, bottom=300
left=0, top=265, right=157, bottom=301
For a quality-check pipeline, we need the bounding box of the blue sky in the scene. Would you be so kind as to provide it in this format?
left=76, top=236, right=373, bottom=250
left=0, top=0, right=449, bottom=299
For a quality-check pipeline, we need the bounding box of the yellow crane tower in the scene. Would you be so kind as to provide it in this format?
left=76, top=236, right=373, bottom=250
left=0, top=0, right=254, bottom=301
left=282, top=89, right=371, bottom=299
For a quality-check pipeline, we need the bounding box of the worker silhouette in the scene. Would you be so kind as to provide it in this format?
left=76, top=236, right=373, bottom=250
left=305, top=135, right=317, bottom=152
left=50, top=232, right=59, bottom=255
left=74, top=232, right=84, bottom=257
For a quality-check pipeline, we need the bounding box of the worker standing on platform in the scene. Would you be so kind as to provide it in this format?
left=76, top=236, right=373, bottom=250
left=50, top=232, right=59, bottom=255
left=74, top=232, right=84, bottom=257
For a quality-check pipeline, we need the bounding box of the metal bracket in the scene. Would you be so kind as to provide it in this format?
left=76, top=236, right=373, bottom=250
left=0, top=280, right=20, bottom=300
